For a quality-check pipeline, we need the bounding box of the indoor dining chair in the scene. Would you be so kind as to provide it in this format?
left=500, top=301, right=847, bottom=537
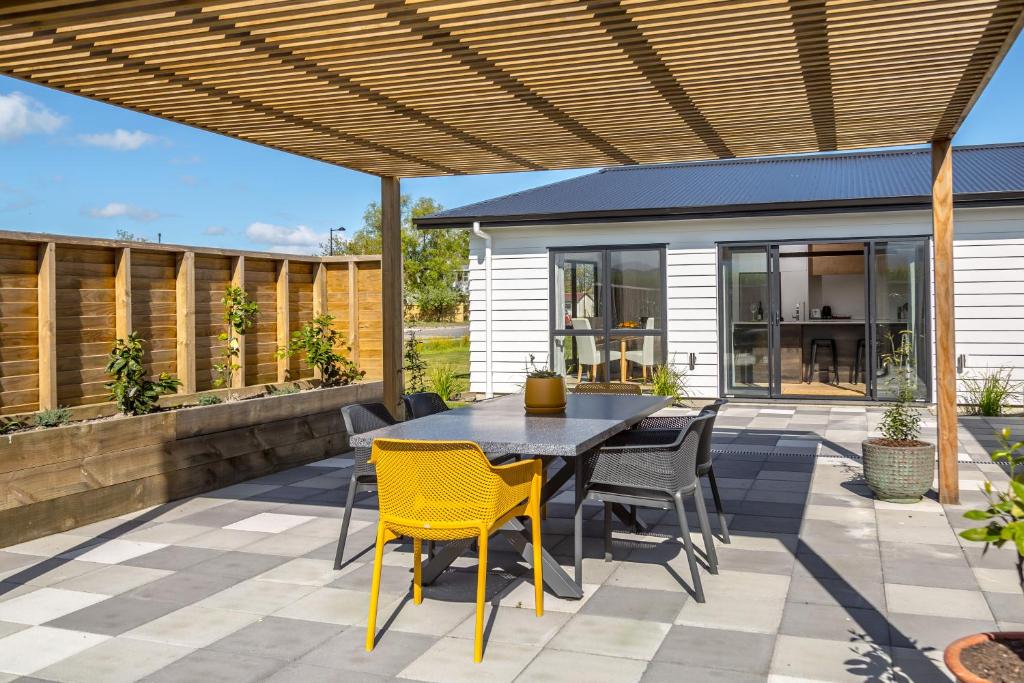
left=365, top=438, right=545, bottom=662
left=572, top=382, right=642, bottom=395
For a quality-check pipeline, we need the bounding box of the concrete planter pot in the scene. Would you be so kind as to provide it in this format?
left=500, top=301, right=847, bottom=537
left=944, top=631, right=1024, bottom=683
left=524, top=376, right=566, bottom=414
left=861, top=438, right=935, bottom=503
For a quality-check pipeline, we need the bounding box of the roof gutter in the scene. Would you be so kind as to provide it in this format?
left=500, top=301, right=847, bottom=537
left=471, top=221, right=493, bottom=399
left=415, top=192, right=1024, bottom=229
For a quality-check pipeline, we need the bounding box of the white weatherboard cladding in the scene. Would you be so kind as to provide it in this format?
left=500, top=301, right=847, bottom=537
left=467, top=206, right=1024, bottom=403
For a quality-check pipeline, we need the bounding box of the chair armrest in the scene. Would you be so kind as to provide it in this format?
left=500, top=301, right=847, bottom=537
left=491, top=458, right=543, bottom=514
left=599, top=428, right=684, bottom=452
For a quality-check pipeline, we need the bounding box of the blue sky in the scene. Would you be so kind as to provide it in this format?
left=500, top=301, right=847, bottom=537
left=1, top=34, right=1022, bottom=254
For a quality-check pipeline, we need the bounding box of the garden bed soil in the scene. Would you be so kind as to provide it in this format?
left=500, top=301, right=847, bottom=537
left=961, top=639, right=1024, bottom=683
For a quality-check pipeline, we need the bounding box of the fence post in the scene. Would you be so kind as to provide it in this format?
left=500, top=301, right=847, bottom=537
left=37, top=242, right=57, bottom=410
left=348, top=261, right=360, bottom=367
left=230, top=255, right=246, bottom=389
left=276, top=259, right=290, bottom=383
left=312, top=262, right=327, bottom=380
left=175, top=251, right=196, bottom=393
left=114, top=247, right=132, bottom=339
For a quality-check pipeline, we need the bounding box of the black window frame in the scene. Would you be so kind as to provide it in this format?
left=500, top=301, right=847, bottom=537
left=548, top=244, right=668, bottom=380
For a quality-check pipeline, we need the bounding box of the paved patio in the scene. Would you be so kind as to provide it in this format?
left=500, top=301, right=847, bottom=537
left=0, top=403, right=1020, bottom=682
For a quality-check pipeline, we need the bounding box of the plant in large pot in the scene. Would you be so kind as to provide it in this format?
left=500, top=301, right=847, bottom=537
left=861, top=331, right=934, bottom=503
left=946, top=429, right=1024, bottom=683
left=523, top=354, right=565, bottom=415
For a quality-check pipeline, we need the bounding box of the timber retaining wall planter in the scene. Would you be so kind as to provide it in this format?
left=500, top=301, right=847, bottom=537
left=0, top=381, right=382, bottom=548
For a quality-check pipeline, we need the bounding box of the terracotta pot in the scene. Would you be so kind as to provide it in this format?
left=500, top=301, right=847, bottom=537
left=524, top=376, right=566, bottom=414
left=945, top=631, right=1024, bottom=683
left=861, top=438, right=935, bottom=503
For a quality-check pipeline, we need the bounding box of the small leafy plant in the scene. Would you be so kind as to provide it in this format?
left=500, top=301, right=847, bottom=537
left=525, top=353, right=559, bottom=379
left=197, top=394, right=223, bottom=406
left=35, top=406, right=72, bottom=428
left=651, top=361, right=688, bottom=405
left=213, top=286, right=259, bottom=389
left=0, top=417, right=26, bottom=434
left=403, top=332, right=427, bottom=393
left=961, top=429, right=1024, bottom=592
left=962, top=368, right=1021, bottom=417
left=279, top=314, right=363, bottom=387
left=268, top=384, right=301, bottom=396
left=876, top=331, right=923, bottom=444
left=429, top=364, right=464, bottom=401
left=105, top=333, right=182, bottom=416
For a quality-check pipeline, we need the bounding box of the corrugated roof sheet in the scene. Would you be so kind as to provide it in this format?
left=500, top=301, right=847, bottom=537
left=418, top=144, right=1024, bottom=226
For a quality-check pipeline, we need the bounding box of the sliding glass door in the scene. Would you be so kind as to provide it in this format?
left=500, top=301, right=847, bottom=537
left=550, top=246, right=666, bottom=388
left=719, top=238, right=930, bottom=401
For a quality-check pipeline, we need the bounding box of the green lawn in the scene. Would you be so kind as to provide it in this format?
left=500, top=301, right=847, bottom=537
left=415, top=335, right=470, bottom=403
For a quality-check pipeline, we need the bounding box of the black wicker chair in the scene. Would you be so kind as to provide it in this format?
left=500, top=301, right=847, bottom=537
left=333, top=402, right=395, bottom=569
left=581, top=414, right=717, bottom=602
left=402, top=392, right=451, bottom=419
left=636, top=399, right=730, bottom=544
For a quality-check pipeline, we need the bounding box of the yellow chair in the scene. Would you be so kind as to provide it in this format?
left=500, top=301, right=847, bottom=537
left=366, top=439, right=545, bottom=662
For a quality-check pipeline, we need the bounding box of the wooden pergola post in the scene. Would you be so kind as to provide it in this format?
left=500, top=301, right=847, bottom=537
left=381, top=176, right=404, bottom=417
left=932, top=138, right=959, bottom=505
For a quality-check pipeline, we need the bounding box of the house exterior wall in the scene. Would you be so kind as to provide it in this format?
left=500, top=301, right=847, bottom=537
left=467, top=206, right=1024, bottom=403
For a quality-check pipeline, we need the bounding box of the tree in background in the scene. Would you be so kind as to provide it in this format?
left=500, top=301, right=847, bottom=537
left=320, top=195, right=469, bottom=321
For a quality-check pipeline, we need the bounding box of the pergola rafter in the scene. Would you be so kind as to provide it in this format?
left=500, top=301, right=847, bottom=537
left=2, top=0, right=1024, bottom=504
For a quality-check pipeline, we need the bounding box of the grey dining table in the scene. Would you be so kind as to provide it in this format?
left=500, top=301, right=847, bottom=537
left=348, top=392, right=670, bottom=599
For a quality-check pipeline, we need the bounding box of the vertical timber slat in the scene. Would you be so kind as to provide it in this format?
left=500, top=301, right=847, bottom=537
left=312, top=262, right=327, bottom=380
left=230, top=255, right=246, bottom=389
left=175, top=251, right=197, bottom=394
left=932, top=138, right=959, bottom=505
left=37, top=242, right=57, bottom=411
left=276, top=259, right=290, bottom=383
left=381, top=176, right=404, bottom=417
left=114, top=247, right=132, bottom=339
left=348, top=261, right=360, bottom=367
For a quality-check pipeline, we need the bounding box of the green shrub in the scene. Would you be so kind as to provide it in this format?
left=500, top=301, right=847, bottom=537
left=213, top=286, right=259, bottom=389
left=403, top=332, right=427, bottom=393
left=963, top=368, right=1021, bottom=417
left=651, top=362, right=688, bottom=404
left=106, top=333, right=182, bottom=416
left=278, top=314, right=363, bottom=387
left=197, top=394, right=223, bottom=406
left=0, top=418, right=26, bottom=434
left=877, top=331, right=922, bottom=443
left=35, top=406, right=72, bottom=428
left=429, top=364, right=465, bottom=401
left=412, top=285, right=464, bottom=322
left=960, top=428, right=1024, bottom=593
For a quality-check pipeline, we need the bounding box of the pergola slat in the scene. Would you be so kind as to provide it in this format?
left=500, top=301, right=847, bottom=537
left=2, top=0, right=1020, bottom=176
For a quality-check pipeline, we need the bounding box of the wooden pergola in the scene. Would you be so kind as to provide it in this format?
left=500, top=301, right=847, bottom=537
left=3, top=0, right=1023, bottom=504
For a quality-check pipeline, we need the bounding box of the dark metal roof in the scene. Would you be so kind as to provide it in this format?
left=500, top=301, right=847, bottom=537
left=416, top=144, right=1024, bottom=227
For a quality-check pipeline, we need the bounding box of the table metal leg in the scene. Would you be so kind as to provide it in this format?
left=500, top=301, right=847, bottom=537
left=500, top=520, right=583, bottom=600
left=611, top=503, right=649, bottom=533
left=419, top=538, right=473, bottom=585
left=574, top=452, right=584, bottom=587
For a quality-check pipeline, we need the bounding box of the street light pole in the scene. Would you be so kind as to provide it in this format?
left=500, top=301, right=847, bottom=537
left=328, top=225, right=345, bottom=255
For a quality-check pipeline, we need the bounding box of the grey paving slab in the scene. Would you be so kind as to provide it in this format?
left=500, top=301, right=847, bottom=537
left=653, top=625, right=775, bottom=673
left=122, top=570, right=239, bottom=605
left=207, top=616, right=342, bottom=661
left=298, top=628, right=435, bottom=677
left=780, top=601, right=890, bottom=644
left=142, top=647, right=284, bottom=682
left=185, top=551, right=289, bottom=580
left=640, top=662, right=767, bottom=683
left=121, top=545, right=224, bottom=572
left=579, top=586, right=686, bottom=623
left=46, top=596, right=181, bottom=636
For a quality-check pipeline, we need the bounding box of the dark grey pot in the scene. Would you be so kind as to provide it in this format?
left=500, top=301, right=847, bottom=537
left=861, top=439, right=935, bottom=503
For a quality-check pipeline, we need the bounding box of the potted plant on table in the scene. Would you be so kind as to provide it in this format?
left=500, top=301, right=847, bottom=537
left=946, top=429, right=1024, bottom=682
left=862, top=331, right=935, bottom=503
left=523, top=354, right=565, bottom=414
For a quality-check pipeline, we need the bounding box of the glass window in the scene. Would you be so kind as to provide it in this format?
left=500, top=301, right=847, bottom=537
left=551, top=247, right=666, bottom=384
left=553, top=251, right=603, bottom=331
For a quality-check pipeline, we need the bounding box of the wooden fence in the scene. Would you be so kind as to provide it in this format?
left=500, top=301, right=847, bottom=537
left=0, top=230, right=382, bottom=415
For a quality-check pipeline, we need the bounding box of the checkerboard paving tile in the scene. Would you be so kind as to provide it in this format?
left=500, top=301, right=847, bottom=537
left=0, top=401, right=1015, bottom=681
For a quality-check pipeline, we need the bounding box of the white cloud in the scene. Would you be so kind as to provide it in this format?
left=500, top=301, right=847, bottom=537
left=78, top=128, right=158, bottom=151
left=0, top=92, right=65, bottom=142
left=87, top=202, right=161, bottom=222
left=204, top=225, right=225, bottom=235
left=244, top=222, right=326, bottom=254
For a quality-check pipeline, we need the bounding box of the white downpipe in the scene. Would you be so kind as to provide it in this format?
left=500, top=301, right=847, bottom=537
left=472, top=221, right=494, bottom=398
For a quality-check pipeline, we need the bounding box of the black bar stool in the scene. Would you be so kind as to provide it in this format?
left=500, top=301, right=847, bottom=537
left=850, top=339, right=866, bottom=384
left=806, top=338, right=838, bottom=384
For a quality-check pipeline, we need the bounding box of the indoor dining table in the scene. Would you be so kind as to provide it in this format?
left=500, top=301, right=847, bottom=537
left=348, top=392, right=670, bottom=599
